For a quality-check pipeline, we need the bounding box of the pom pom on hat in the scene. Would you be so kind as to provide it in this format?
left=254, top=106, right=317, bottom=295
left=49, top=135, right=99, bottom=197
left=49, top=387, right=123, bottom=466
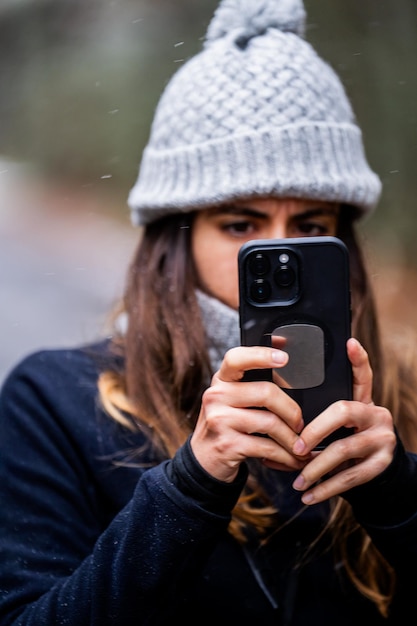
left=128, top=0, right=381, bottom=226
left=205, top=0, right=306, bottom=45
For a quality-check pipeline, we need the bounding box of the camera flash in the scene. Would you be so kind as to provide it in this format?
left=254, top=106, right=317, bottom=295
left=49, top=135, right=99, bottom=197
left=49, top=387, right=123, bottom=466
left=279, top=253, right=289, bottom=264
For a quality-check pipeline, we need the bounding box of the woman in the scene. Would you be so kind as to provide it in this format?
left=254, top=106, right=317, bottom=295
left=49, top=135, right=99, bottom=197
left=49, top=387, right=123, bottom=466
left=1, top=1, right=417, bottom=624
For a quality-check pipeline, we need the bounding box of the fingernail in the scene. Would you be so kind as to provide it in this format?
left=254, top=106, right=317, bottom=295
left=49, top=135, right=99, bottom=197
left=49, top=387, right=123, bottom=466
left=301, top=492, right=314, bottom=505
left=292, top=474, right=305, bottom=490
left=293, top=438, right=306, bottom=454
left=271, top=350, right=288, bottom=365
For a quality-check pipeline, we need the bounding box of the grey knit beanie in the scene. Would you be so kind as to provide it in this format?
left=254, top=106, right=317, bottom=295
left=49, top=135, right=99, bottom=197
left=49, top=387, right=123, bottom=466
left=128, top=0, right=381, bottom=226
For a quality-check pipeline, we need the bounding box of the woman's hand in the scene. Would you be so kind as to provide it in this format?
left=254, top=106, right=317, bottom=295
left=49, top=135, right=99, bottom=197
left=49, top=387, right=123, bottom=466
left=190, top=346, right=310, bottom=483
left=290, top=338, right=397, bottom=504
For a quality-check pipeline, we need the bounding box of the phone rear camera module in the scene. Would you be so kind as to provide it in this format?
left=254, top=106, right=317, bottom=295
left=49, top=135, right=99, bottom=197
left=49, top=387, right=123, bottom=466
left=274, top=266, right=296, bottom=288
left=249, top=253, right=270, bottom=276
left=250, top=279, right=272, bottom=302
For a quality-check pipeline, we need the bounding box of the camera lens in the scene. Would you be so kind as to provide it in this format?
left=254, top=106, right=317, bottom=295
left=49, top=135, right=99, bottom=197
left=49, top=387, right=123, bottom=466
left=250, top=279, right=271, bottom=302
left=249, top=253, right=270, bottom=276
left=274, top=266, right=295, bottom=288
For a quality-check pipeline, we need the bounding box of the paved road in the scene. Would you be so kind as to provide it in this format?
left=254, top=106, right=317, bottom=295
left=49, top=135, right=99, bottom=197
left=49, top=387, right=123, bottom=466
left=0, top=160, right=137, bottom=385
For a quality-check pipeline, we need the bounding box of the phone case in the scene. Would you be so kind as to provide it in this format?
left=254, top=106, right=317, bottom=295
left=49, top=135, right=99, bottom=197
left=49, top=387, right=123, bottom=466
left=238, top=236, right=352, bottom=447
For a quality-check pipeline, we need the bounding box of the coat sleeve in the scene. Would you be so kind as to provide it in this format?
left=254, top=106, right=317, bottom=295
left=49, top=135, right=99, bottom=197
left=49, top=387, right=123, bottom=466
left=0, top=350, right=247, bottom=626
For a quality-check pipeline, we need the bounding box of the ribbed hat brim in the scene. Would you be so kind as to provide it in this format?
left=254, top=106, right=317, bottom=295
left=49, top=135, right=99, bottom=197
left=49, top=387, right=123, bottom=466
left=129, top=121, right=381, bottom=226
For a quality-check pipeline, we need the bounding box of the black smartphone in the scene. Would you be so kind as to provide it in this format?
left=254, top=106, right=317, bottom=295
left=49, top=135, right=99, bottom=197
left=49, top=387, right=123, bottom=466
left=238, top=236, right=353, bottom=448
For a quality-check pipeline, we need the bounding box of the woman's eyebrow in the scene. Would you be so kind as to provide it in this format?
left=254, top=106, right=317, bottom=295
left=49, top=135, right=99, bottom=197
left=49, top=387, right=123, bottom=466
left=211, top=205, right=339, bottom=219
left=293, top=207, right=339, bottom=219
left=211, top=206, right=269, bottom=218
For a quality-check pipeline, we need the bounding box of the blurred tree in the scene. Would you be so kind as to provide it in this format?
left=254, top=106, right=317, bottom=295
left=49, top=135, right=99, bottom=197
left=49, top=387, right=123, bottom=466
left=0, top=0, right=216, bottom=198
left=0, top=0, right=416, bottom=264
left=304, top=0, right=417, bottom=264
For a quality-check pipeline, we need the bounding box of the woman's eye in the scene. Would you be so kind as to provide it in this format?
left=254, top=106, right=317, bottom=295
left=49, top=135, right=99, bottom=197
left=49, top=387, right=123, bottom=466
left=222, top=221, right=255, bottom=235
left=296, top=222, right=329, bottom=236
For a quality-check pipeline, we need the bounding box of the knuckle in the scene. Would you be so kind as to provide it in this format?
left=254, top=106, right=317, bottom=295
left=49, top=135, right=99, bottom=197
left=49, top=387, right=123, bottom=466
left=336, top=400, right=351, bottom=420
left=378, top=428, right=397, bottom=448
left=253, top=380, right=276, bottom=406
left=221, top=348, right=243, bottom=378
left=291, top=403, right=303, bottom=426
left=378, top=406, right=394, bottom=427
left=373, top=453, right=392, bottom=476
left=377, top=425, right=397, bottom=452
left=201, top=384, right=222, bottom=408
left=222, top=347, right=240, bottom=369
left=332, top=436, right=352, bottom=459
left=262, top=412, right=278, bottom=432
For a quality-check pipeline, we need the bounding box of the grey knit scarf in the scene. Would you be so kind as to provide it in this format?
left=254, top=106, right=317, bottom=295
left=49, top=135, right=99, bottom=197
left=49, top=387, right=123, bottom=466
left=116, top=290, right=240, bottom=374
left=196, top=289, right=240, bottom=373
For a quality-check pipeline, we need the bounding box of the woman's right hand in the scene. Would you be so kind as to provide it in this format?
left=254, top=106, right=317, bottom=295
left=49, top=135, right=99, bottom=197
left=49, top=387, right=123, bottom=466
left=190, top=346, right=309, bottom=483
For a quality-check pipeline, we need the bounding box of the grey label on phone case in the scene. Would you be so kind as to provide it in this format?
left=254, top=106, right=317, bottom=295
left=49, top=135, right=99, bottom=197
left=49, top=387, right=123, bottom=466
left=271, top=324, right=325, bottom=389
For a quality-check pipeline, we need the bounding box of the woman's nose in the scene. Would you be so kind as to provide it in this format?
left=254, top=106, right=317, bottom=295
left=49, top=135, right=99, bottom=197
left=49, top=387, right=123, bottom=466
left=268, top=224, right=289, bottom=240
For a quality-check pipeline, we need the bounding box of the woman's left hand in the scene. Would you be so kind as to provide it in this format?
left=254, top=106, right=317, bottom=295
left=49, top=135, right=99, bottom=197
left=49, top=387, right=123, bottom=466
left=279, top=338, right=397, bottom=505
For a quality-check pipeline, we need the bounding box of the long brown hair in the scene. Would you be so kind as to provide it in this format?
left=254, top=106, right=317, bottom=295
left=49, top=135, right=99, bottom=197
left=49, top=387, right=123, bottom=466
left=99, top=209, right=417, bottom=617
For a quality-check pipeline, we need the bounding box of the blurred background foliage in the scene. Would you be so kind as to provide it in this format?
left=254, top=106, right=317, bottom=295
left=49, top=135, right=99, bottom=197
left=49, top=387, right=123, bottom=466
left=0, top=0, right=416, bottom=265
